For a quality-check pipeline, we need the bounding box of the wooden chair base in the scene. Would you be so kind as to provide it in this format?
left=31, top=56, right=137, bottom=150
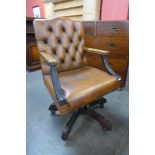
left=49, top=97, right=112, bottom=141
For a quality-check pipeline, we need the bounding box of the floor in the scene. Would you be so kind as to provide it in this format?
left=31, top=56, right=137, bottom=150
left=26, top=70, right=129, bottom=155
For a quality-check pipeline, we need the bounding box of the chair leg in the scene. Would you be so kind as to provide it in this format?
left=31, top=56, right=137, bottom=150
left=61, top=110, right=79, bottom=140
left=86, top=109, right=112, bottom=131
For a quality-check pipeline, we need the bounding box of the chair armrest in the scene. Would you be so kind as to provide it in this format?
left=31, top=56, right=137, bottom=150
left=84, top=47, right=121, bottom=81
left=101, top=55, right=121, bottom=81
left=84, top=47, right=109, bottom=55
left=49, top=64, right=67, bottom=106
left=40, top=51, right=67, bottom=106
left=40, top=52, right=57, bottom=65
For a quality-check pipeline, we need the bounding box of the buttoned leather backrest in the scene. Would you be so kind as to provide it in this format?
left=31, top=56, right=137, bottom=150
left=33, top=17, right=87, bottom=74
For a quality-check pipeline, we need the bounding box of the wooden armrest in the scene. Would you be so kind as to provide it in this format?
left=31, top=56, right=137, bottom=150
left=84, top=47, right=120, bottom=80
left=40, top=51, right=57, bottom=65
left=84, top=47, right=109, bottom=55
left=49, top=64, right=67, bottom=106
left=40, top=51, right=66, bottom=106
left=101, top=55, right=121, bottom=81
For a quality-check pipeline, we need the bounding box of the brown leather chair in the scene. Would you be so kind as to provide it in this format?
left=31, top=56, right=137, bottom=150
left=33, top=17, right=121, bottom=140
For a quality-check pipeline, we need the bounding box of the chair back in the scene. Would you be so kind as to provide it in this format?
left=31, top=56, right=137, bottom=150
left=33, top=17, right=87, bottom=74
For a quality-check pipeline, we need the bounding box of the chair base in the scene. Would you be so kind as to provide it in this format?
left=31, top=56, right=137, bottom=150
left=49, top=97, right=112, bottom=141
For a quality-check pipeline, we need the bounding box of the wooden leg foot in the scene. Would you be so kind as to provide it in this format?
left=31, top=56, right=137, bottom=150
left=61, top=111, right=79, bottom=140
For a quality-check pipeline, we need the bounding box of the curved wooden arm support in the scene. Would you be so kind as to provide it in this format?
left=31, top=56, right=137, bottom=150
left=49, top=64, right=67, bottom=106
left=40, top=51, right=67, bottom=106
left=101, top=55, right=121, bottom=81
left=84, top=47, right=121, bottom=81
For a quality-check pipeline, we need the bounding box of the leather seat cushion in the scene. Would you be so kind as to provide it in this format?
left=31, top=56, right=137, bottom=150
left=59, top=66, right=119, bottom=109
left=44, top=66, right=119, bottom=111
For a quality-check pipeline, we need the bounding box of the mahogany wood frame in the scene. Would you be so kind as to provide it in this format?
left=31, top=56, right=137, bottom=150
left=47, top=49, right=120, bottom=140
left=45, top=48, right=120, bottom=107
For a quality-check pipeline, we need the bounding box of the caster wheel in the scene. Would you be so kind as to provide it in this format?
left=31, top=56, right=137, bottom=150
left=61, top=132, right=68, bottom=141
left=49, top=104, right=57, bottom=115
left=103, top=98, right=107, bottom=103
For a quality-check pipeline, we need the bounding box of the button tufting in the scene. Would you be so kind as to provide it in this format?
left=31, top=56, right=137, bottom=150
left=52, top=48, right=56, bottom=55
left=57, top=38, right=61, bottom=44
left=72, top=57, right=75, bottom=61
left=43, top=39, right=47, bottom=44
left=65, top=48, right=69, bottom=53
left=70, top=38, right=72, bottom=43
left=75, top=46, right=78, bottom=51
left=61, top=59, right=64, bottom=64
left=48, top=27, right=53, bottom=32
left=35, top=18, right=87, bottom=73
left=61, top=26, right=65, bottom=32
left=73, top=27, right=76, bottom=32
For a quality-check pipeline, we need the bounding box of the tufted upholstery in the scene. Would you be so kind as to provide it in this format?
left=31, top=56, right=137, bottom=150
left=33, top=17, right=87, bottom=74
left=33, top=17, right=120, bottom=114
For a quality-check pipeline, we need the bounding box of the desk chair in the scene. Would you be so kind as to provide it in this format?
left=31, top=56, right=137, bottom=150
left=33, top=17, right=121, bottom=140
